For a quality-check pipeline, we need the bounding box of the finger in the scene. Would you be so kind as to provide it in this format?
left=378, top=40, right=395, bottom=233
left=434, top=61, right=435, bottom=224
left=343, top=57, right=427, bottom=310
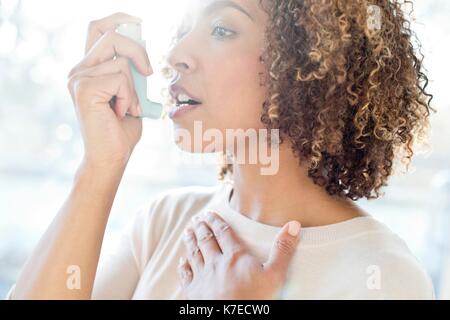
left=68, top=57, right=140, bottom=117
left=69, top=71, right=133, bottom=118
left=85, top=12, right=142, bottom=54
left=263, top=221, right=301, bottom=277
left=177, top=256, right=193, bottom=288
left=70, top=30, right=151, bottom=79
left=182, top=228, right=204, bottom=274
left=192, top=218, right=221, bottom=263
left=204, top=211, right=245, bottom=255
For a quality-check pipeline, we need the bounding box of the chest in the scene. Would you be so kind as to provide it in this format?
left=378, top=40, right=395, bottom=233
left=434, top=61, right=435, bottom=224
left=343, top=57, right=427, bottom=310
left=130, top=235, right=369, bottom=299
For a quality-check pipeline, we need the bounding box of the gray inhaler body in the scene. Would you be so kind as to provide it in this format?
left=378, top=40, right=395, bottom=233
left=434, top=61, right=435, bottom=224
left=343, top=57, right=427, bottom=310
left=115, top=23, right=163, bottom=119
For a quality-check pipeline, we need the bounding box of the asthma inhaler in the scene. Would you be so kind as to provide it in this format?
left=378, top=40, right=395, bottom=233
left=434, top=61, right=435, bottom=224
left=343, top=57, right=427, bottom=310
left=115, top=23, right=163, bottom=119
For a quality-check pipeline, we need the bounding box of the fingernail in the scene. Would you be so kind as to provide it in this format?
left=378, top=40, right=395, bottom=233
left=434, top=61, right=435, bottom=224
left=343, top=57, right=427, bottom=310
left=287, top=221, right=301, bottom=237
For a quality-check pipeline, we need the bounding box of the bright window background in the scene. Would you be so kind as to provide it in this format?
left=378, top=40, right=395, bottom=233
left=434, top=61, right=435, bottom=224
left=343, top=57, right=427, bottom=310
left=1, top=0, right=449, bottom=299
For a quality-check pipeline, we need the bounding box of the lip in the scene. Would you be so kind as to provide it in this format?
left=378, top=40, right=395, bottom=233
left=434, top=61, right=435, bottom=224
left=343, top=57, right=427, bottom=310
left=169, top=83, right=202, bottom=104
left=168, top=102, right=202, bottom=120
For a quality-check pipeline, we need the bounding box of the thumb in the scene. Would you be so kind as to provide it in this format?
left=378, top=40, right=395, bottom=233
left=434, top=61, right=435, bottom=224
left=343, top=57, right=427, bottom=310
left=263, top=221, right=301, bottom=276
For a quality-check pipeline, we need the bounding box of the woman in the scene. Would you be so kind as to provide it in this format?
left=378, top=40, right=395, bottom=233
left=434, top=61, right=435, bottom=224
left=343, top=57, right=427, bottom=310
left=7, top=0, right=434, bottom=299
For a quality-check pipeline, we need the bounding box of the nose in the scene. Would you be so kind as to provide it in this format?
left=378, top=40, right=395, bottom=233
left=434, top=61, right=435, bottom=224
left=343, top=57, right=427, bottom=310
left=166, top=40, right=197, bottom=78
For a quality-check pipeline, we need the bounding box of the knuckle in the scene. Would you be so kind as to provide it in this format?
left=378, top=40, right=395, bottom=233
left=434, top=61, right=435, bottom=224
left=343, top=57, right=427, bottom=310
left=67, top=75, right=76, bottom=91
left=214, top=223, right=231, bottom=238
left=87, top=20, right=98, bottom=31
left=67, top=74, right=80, bottom=94
left=67, top=66, right=78, bottom=79
left=190, top=247, right=200, bottom=257
left=276, top=238, right=295, bottom=255
left=72, top=77, right=93, bottom=100
left=67, top=77, right=92, bottom=109
left=197, top=231, right=214, bottom=244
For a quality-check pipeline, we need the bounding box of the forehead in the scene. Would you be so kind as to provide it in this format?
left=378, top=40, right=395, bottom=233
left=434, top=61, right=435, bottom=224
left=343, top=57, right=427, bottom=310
left=184, top=0, right=260, bottom=20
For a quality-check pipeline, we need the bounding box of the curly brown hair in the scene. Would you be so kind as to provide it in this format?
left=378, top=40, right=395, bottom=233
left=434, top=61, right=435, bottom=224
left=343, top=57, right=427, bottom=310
left=163, top=0, right=435, bottom=201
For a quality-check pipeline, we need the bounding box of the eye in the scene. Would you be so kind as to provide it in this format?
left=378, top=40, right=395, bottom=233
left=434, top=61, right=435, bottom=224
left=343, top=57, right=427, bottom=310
left=211, top=23, right=236, bottom=39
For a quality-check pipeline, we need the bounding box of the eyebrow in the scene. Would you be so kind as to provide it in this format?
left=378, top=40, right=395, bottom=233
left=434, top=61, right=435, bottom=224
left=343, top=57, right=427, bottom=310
left=202, top=0, right=254, bottom=22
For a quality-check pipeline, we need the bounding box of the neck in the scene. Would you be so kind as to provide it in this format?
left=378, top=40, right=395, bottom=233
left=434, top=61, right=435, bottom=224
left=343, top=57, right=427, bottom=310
left=228, top=141, right=365, bottom=228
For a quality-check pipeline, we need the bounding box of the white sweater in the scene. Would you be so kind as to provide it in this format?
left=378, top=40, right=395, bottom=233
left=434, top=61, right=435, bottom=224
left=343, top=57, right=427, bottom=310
left=5, top=181, right=435, bottom=299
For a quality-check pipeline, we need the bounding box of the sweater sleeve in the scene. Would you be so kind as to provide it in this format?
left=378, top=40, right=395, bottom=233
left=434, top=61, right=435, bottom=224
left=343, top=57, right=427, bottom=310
left=353, top=244, right=436, bottom=300
left=376, top=252, right=435, bottom=300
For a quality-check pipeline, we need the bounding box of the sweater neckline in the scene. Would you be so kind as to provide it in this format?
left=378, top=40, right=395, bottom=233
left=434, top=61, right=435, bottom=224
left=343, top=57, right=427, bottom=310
left=210, top=181, right=387, bottom=247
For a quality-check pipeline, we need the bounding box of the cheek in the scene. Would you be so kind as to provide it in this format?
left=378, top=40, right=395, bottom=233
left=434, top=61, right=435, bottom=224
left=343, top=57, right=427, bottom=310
left=209, top=55, right=267, bottom=130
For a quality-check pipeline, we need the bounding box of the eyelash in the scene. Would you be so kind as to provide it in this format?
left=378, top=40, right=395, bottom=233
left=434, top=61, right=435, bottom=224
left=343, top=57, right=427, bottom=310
left=211, top=23, right=236, bottom=39
left=176, top=22, right=236, bottom=40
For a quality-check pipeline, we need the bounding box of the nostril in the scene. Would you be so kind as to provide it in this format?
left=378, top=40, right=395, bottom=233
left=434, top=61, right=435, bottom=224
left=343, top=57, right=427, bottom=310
left=176, top=62, right=189, bottom=70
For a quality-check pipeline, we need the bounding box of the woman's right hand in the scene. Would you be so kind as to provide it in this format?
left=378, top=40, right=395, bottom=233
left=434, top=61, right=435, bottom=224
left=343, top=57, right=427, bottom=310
left=67, top=12, right=153, bottom=170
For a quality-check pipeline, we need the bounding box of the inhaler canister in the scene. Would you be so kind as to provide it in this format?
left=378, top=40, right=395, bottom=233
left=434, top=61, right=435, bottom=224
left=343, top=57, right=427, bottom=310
left=115, top=23, right=163, bottom=119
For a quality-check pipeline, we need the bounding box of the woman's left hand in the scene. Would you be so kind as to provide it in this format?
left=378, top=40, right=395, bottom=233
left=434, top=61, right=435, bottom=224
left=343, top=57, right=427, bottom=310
left=177, top=211, right=301, bottom=300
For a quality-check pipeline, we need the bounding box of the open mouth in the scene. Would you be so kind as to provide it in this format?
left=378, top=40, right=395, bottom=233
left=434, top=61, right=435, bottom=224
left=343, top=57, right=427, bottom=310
left=175, top=93, right=202, bottom=107
left=168, top=86, right=203, bottom=119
